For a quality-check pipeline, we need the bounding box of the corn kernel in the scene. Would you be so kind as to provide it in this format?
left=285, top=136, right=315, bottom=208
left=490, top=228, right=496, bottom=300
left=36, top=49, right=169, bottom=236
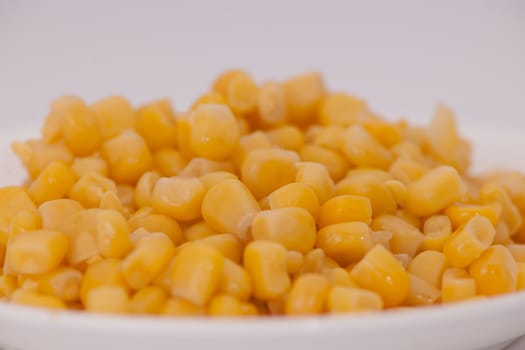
left=267, top=182, right=319, bottom=218
left=68, top=172, right=117, bottom=208
left=0, top=187, right=37, bottom=243
left=136, top=101, right=177, bottom=150
left=371, top=230, right=392, bottom=250
left=80, top=258, right=126, bottom=304
left=469, top=245, right=517, bottom=295
left=197, top=234, right=242, bottom=263
left=296, top=161, right=335, bottom=204
left=151, top=177, right=206, bottom=221
left=445, top=203, right=500, bottom=229
left=405, top=273, right=440, bottom=306
left=285, top=273, right=329, bottom=315
left=218, top=259, right=252, bottom=301
left=318, top=195, right=372, bottom=227
left=283, top=72, right=325, bottom=125
left=161, top=297, right=204, bottom=316
left=95, top=209, right=131, bottom=259
left=72, top=156, right=108, bottom=178
left=311, top=125, right=345, bottom=152
left=257, top=82, right=287, bottom=127
left=11, top=289, right=65, bottom=309
left=28, top=161, right=76, bottom=205
left=65, top=209, right=101, bottom=265
left=299, top=144, right=348, bottom=182
left=389, top=158, right=429, bottom=184
left=316, top=222, right=373, bottom=266
left=319, top=93, right=367, bottom=126
left=508, top=244, right=525, bottom=263
left=208, top=294, right=244, bottom=316
left=372, top=215, right=424, bottom=257
left=0, top=275, right=17, bottom=298
left=408, top=251, right=447, bottom=288
left=134, top=171, right=160, bottom=209
left=480, top=183, right=522, bottom=234
left=200, top=171, right=238, bottom=189
left=183, top=221, right=218, bottom=241
left=336, top=176, right=396, bottom=216
left=301, top=248, right=325, bottom=274
left=231, top=131, right=273, bottom=169
left=179, top=158, right=235, bottom=178
left=130, top=286, right=168, bottom=314
left=327, top=286, right=383, bottom=313
left=266, top=125, right=304, bottom=152
left=12, top=140, right=74, bottom=180
left=324, top=267, right=357, bottom=287
left=222, top=73, right=258, bottom=115
left=128, top=207, right=183, bottom=246
left=152, top=148, right=187, bottom=177
left=421, top=215, right=451, bottom=252
left=175, top=114, right=194, bottom=159
left=517, top=263, right=525, bottom=291
left=62, top=100, right=102, bottom=156
left=85, top=285, right=129, bottom=314
left=33, top=266, right=82, bottom=302
left=244, top=241, right=290, bottom=300
left=286, top=251, right=304, bottom=275
left=191, top=91, right=227, bottom=110
left=91, top=95, right=135, bottom=140
left=342, top=125, right=392, bottom=169
left=441, top=268, right=476, bottom=303
left=41, top=95, right=81, bottom=142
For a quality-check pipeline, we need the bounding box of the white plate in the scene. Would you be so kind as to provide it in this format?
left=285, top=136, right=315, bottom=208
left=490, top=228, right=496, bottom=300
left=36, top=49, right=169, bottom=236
left=0, top=127, right=524, bottom=350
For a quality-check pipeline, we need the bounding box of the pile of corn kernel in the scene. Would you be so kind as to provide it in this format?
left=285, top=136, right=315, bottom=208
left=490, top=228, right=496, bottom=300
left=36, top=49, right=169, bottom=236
left=1, top=70, right=525, bottom=317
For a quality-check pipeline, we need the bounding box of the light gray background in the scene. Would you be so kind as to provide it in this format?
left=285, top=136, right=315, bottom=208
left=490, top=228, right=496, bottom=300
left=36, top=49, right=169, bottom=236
left=0, top=1, right=525, bottom=349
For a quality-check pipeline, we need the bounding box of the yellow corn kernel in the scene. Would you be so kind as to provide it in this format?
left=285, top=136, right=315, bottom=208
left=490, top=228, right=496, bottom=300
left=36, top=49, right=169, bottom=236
left=175, top=114, right=194, bottom=159
left=213, top=70, right=250, bottom=94
left=405, top=273, right=441, bottom=306
left=33, top=266, right=82, bottom=302
left=362, top=120, right=403, bottom=147
left=179, top=158, right=235, bottom=178
left=134, top=171, right=160, bottom=209
left=257, top=82, right=287, bottom=127
left=385, top=180, right=407, bottom=207
left=0, top=187, right=37, bottom=242
left=266, top=125, right=304, bottom=152
left=236, top=118, right=251, bottom=135
left=300, top=248, right=325, bottom=274
left=240, top=302, right=259, bottom=316
left=218, top=259, right=252, bottom=301
left=170, top=243, right=223, bottom=306
left=231, top=131, right=273, bottom=169
left=327, top=286, right=383, bottom=313
left=80, top=258, right=126, bottom=304
left=342, top=125, right=392, bottom=169
left=283, top=72, right=325, bottom=125
left=91, top=95, right=135, bottom=140
left=346, top=168, right=394, bottom=182
left=244, top=241, right=290, bottom=300
left=200, top=171, right=238, bottom=189
left=64, top=209, right=103, bottom=265
left=189, top=104, right=240, bottom=160
left=101, top=130, right=153, bottom=184
left=208, top=294, right=244, bottom=316
left=61, top=100, right=101, bottom=156
left=152, top=148, right=187, bottom=177
left=318, top=195, right=372, bottom=227
left=0, top=275, right=17, bottom=298
left=388, top=158, right=429, bottom=184
left=218, top=72, right=258, bottom=115
left=508, top=244, right=525, bottom=263
left=324, top=267, right=357, bottom=287
left=85, top=285, right=129, bottom=314
left=191, top=91, right=227, bottom=110
left=445, top=203, right=500, bottom=230
left=11, top=289, right=66, bottom=309
left=197, top=234, right=242, bottom=263
left=99, top=191, right=125, bottom=215
left=4, top=211, right=41, bottom=273
left=406, top=166, right=466, bottom=216
left=128, top=208, right=183, bottom=246
left=469, top=245, right=517, bottom=295
left=493, top=221, right=511, bottom=245
left=152, top=177, right=206, bottom=221
left=267, top=182, right=319, bottom=218
left=252, top=207, right=316, bottom=253
left=202, top=179, right=260, bottom=241
left=122, top=233, right=175, bottom=290
left=319, top=92, right=367, bottom=126
left=241, top=148, right=299, bottom=199
left=390, top=140, right=424, bottom=160
left=285, top=273, right=330, bottom=315
left=421, top=215, right=451, bottom=251
left=72, top=156, right=108, bottom=178
left=68, top=172, right=117, bottom=208
left=95, top=209, right=131, bottom=259
left=311, top=125, right=345, bottom=152
left=136, top=101, right=177, bottom=150
left=316, top=222, right=373, bottom=266
left=296, top=161, right=335, bottom=204
left=299, top=144, right=349, bottom=182
left=336, top=176, right=396, bottom=216
left=28, top=161, right=76, bottom=204
left=517, top=263, right=525, bottom=290
left=426, top=105, right=471, bottom=172
left=161, top=297, right=204, bottom=316
left=286, top=251, right=304, bottom=275
left=408, top=251, right=447, bottom=288
left=480, top=183, right=522, bottom=234
left=183, top=221, right=218, bottom=241
left=12, top=140, right=74, bottom=180
left=41, top=95, right=82, bottom=142
left=441, top=268, right=477, bottom=303
left=371, top=230, right=392, bottom=250
left=7, top=230, right=68, bottom=275
left=130, top=286, right=168, bottom=314
left=443, top=215, right=496, bottom=268
left=116, top=184, right=136, bottom=211
left=372, top=215, right=424, bottom=257
left=394, top=254, right=411, bottom=269
left=350, top=245, right=410, bottom=307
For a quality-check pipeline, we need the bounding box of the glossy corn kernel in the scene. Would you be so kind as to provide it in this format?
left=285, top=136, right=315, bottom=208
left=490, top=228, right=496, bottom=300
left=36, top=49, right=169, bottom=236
left=295, top=161, right=335, bottom=204
left=443, top=215, right=496, bottom=268
left=61, top=100, right=101, bottom=156
left=408, top=251, right=447, bottom=288
left=220, top=72, right=258, bottom=115
left=197, top=234, right=242, bottom=263
left=405, top=273, right=441, bottom=306
left=265, top=125, right=303, bottom=152
left=480, top=183, right=522, bottom=234
left=85, top=285, right=129, bottom=314
left=191, top=91, right=227, bottom=110
left=91, top=95, right=135, bottom=140
left=208, top=294, right=244, bottom=316
left=300, top=248, right=326, bottom=274
left=316, top=222, right=373, bottom=266
left=189, top=104, right=240, bottom=160
left=202, top=179, right=260, bottom=241
left=252, top=207, right=316, bottom=253
left=231, top=131, right=273, bottom=169
left=33, top=266, right=82, bottom=302
left=122, top=233, right=175, bottom=290
left=11, top=289, right=66, bottom=309
left=342, top=125, right=392, bottom=169
left=130, top=286, right=168, bottom=314
left=508, top=244, right=525, bottom=263
left=299, top=144, right=348, bottom=182
left=161, top=297, right=204, bottom=316
left=388, top=158, right=429, bottom=184
left=285, top=273, right=330, bottom=315
left=370, top=230, right=392, bottom=250
left=421, top=215, right=452, bottom=252
left=95, top=209, right=131, bottom=259
left=80, top=258, right=126, bottom=304
left=101, top=130, right=153, bottom=184
left=318, top=195, right=372, bottom=227
left=384, top=180, right=407, bottom=207
left=244, top=241, right=290, bottom=300
left=152, top=148, right=187, bottom=177
left=517, top=263, right=525, bottom=291
left=469, top=245, right=517, bottom=295
left=286, top=251, right=304, bottom=275
left=65, top=209, right=101, bottom=265
left=445, top=203, right=500, bottom=229
left=170, top=242, right=223, bottom=306
left=183, top=221, right=218, bottom=241
left=441, top=268, right=477, bottom=303
left=324, top=267, right=357, bottom=287
left=0, top=275, right=17, bottom=298
left=68, top=172, right=117, bottom=208
left=72, top=156, right=108, bottom=178
left=336, top=176, right=396, bottom=216
left=12, top=140, right=74, bottom=180
left=175, top=114, right=194, bottom=159
left=310, top=125, right=345, bottom=152
left=134, top=171, right=160, bottom=208
left=319, top=93, right=366, bottom=126
left=283, top=72, right=325, bottom=125
left=136, top=101, right=177, bottom=150
left=41, top=95, right=81, bottom=142
left=28, top=161, right=76, bottom=205
left=257, top=82, right=287, bottom=127
left=179, top=158, right=235, bottom=178
left=267, top=182, right=320, bottom=218
left=405, top=166, right=466, bottom=216
left=7, top=230, right=68, bottom=275
left=0, top=187, right=37, bottom=241
left=128, top=208, right=183, bottom=246
left=218, top=259, right=252, bottom=301
left=241, top=148, right=299, bottom=199
left=99, top=191, right=126, bottom=215
left=350, top=245, right=410, bottom=307
left=372, top=215, right=424, bottom=257
left=327, top=286, right=383, bottom=313
left=151, top=177, right=206, bottom=221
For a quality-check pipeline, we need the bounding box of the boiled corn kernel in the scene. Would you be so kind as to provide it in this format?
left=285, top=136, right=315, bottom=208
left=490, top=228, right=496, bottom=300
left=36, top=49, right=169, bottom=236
left=327, top=286, right=383, bottom=313
left=80, top=258, right=127, bottom=304
left=218, top=259, right=252, bottom=301
left=72, top=156, right=108, bottom=178
left=441, top=268, right=476, bottom=303
left=372, top=215, right=424, bottom=257
left=68, top=172, right=117, bottom=208
left=257, top=82, right=287, bottom=127
left=130, top=286, right=168, bottom=314
left=342, top=125, right=392, bottom=169
left=469, top=245, right=517, bottom=296
left=285, top=273, right=330, bottom=315
left=151, top=177, right=206, bottom=221
left=208, top=294, right=244, bottom=316
left=405, top=273, right=441, bottom=306
left=282, top=72, right=325, bottom=125
left=295, top=161, right=335, bottom=204
left=152, top=148, right=187, bottom=177
left=422, top=215, right=452, bottom=252
left=11, top=289, right=66, bottom=309
left=91, top=95, right=135, bottom=140
left=316, top=222, right=373, bottom=266
left=299, top=144, right=348, bottom=181
left=408, top=251, right=447, bottom=288
left=318, top=195, right=372, bottom=227
left=128, top=208, right=183, bottom=245
left=85, top=285, right=129, bottom=314
left=319, top=93, right=367, bottom=126
left=12, top=140, right=73, bottom=180
left=267, top=182, right=320, bottom=218
left=136, top=101, right=177, bottom=150
left=266, top=125, right=304, bottom=151
left=161, top=297, right=203, bottom=316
